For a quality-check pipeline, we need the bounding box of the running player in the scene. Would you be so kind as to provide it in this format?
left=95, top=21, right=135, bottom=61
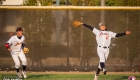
left=5, top=27, right=27, bottom=78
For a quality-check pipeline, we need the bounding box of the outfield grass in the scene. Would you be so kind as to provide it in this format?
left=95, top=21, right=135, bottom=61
left=0, top=72, right=140, bottom=80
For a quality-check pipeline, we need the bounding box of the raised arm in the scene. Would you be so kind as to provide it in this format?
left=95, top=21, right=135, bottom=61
left=73, top=21, right=94, bottom=31
left=115, top=31, right=131, bottom=37
left=82, top=23, right=94, bottom=31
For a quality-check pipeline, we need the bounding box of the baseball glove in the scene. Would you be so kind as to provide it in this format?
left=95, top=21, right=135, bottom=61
left=23, top=47, right=29, bottom=53
left=73, top=21, right=82, bottom=27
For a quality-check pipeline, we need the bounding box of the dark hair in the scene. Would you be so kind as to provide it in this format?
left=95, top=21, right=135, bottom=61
left=16, top=27, right=23, bottom=32
left=105, top=24, right=107, bottom=30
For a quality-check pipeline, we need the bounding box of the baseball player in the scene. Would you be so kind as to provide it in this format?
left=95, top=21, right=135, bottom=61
left=5, top=27, right=27, bottom=78
left=78, top=22, right=131, bottom=80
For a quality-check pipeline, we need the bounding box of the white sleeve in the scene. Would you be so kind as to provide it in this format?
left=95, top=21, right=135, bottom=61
left=111, top=32, right=117, bottom=38
left=7, top=36, right=13, bottom=45
left=92, top=28, right=99, bottom=35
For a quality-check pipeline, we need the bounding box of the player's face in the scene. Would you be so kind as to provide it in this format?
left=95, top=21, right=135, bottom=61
left=100, top=25, right=106, bottom=30
left=16, top=31, right=23, bottom=37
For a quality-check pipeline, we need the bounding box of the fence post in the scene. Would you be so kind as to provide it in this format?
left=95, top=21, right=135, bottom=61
left=56, top=0, right=60, bottom=6
left=101, top=0, right=105, bottom=23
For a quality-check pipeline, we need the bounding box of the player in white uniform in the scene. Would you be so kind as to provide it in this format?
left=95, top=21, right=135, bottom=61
left=5, top=27, right=27, bottom=78
left=81, top=22, right=131, bottom=80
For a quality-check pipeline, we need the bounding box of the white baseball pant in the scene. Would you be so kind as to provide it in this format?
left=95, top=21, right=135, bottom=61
left=97, top=46, right=109, bottom=69
left=10, top=50, right=27, bottom=69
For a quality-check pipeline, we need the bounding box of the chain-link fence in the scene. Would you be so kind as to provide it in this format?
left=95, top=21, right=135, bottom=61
left=0, top=7, right=140, bottom=72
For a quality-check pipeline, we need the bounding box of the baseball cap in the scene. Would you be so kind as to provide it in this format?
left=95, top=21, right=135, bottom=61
left=16, top=27, right=23, bottom=32
left=99, top=22, right=106, bottom=27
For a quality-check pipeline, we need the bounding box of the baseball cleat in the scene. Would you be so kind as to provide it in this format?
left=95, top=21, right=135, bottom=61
left=103, top=69, right=107, bottom=75
left=22, top=71, right=27, bottom=78
left=16, top=72, right=22, bottom=78
left=94, top=74, right=98, bottom=80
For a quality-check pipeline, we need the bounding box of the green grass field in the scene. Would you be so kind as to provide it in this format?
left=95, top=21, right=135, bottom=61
left=0, top=72, right=140, bottom=80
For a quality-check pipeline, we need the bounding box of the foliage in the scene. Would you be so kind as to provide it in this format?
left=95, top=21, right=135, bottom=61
left=19, top=10, right=53, bottom=69
left=23, top=0, right=53, bottom=6
left=23, top=0, right=140, bottom=6
left=70, top=10, right=98, bottom=66
left=70, top=0, right=100, bottom=6
left=23, top=0, right=37, bottom=6
left=105, top=0, right=140, bottom=6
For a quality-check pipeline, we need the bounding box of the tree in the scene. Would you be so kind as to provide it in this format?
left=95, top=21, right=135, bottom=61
left=70, top=10, right=98, bottom=69
left=23, top=0, right=53, bottom=6
left=125, top=11, right=140, bottom=69
left=70, top=0, right=99, bottom=6
left=105, top=0, right=140, bottom=6
left=19, top=10, right=53, bottom=70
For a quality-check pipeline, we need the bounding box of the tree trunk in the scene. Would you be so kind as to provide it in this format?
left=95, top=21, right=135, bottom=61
left=80, top=11, right=83, bottom=67
left=37, top=59, right=39, bottom=70
left=39, top=59, right=43, bottom=70
left=31, top=46, right=34, bottom=69
left=66, top=10, right=69, bottom=67
left=130, top=60, right=133, bottom=70
left=31, top=60, right=34, bottom=70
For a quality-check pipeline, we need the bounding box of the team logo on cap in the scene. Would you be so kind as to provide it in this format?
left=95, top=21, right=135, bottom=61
left=128, top=76, right=136, bottom=80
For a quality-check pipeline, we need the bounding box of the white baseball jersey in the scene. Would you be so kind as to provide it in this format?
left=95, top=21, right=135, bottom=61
left=7, top=35, right=25, bottom=52
left=92, top=28, right=116, bottom=47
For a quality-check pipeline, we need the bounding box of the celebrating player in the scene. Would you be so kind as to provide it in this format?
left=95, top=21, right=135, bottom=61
left=73, top=21, right=131, bottom=80
left=5, top=27, right=27, bottom=78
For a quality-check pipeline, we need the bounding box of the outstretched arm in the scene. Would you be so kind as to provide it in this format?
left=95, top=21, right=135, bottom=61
left=82, top=23, right=94, bottom=31
left=73, top=21, right=94, bottom=31
left=115, top=31, right=131, bottom=37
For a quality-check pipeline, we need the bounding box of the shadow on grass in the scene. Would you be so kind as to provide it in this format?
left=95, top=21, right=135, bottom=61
left=27, top=74, right=56, bottom=79
left=114, top=76, right=128, bottom=80
left=114, top=75, right=140, bottom=80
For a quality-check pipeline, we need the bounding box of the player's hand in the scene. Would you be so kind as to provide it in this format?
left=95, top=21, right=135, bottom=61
left=8, top=48, right=12, bottom=52
left=125, top=31, right=131, bottom=35
left=80, top=22, right=83, bottom=25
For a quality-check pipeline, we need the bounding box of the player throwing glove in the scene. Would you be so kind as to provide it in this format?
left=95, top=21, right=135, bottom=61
left=73, top=21, right=131, bottom=80
left=5, top=27, right=28, bottom=79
